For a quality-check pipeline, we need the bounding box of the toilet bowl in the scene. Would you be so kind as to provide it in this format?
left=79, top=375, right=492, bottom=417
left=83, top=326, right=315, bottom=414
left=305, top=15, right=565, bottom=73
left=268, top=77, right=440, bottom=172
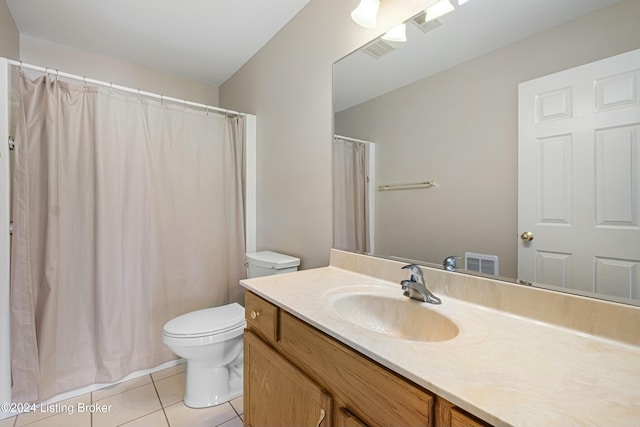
left=162, top=303, right=246, bottom=408
left=163, top=251, right=300, bottom=409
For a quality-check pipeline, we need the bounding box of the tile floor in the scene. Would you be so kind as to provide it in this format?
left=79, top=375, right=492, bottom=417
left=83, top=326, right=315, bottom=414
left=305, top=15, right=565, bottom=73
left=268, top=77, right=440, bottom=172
left=0, top=364, right=243, bottom=427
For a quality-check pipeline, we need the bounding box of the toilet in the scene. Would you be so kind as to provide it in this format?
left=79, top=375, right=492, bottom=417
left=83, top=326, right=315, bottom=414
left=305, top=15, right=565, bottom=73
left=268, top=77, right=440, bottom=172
left=162, top=250, right=300, bottom=408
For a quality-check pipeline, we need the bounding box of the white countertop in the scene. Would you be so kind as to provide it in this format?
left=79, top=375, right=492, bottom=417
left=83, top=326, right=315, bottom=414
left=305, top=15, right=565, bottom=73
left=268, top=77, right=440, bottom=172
left=240, top=266, right=640, bottom=427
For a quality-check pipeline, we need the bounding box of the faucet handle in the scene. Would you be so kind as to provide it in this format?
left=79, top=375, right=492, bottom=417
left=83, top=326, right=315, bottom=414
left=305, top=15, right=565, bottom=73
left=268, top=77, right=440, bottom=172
left=443, top=256, right=460, bottom=271
left=401, top=264, right=425, bottom=284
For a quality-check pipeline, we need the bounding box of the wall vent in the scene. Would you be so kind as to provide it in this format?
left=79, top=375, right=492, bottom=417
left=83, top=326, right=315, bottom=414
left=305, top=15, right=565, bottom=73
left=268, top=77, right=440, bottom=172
left=410, top=13, right=443, bottom=34
left=465, top=252, right=499, bottom=276
left=361, top=39, right=399, bottom=59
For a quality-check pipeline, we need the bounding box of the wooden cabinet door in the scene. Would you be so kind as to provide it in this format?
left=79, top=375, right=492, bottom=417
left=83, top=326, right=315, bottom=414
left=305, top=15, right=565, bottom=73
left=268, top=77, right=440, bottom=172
left=244, top=330, right=332, bottom=427
left=435, top=397, right=490, bottom=427
left=337, top=407, right=369, bottom=427
left=450, top=408, right=487, bottom=427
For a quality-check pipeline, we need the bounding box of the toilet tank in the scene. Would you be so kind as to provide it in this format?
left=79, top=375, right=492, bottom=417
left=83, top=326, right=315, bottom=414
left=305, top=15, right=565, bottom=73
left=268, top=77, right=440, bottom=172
left=246, top=251, right=300, bottom=278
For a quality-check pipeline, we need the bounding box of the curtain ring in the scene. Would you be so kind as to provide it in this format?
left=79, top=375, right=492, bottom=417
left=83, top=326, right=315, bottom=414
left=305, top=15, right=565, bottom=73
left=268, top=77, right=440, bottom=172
left=55, top=69, right=59, bottom=82
left=137, top=89, right=141, bottom=103
left=184, top=99, right=188, bottom=111
left=110, top=82, right=114, bottom=96
left=160, top=94, right=164, bottom=105
left=205, top=106, right=209, bottom=116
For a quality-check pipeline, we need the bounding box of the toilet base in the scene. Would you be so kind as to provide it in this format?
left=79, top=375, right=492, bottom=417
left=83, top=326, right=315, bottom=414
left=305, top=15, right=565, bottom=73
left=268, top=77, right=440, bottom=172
left=183, top=359, right=243, bottom=408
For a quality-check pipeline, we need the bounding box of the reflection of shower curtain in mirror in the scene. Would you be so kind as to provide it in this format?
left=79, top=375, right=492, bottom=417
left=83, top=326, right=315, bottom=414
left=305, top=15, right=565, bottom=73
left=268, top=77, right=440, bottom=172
left=333, top=138, right=367, bottom=252
left=11, top=74, right=246, bottom=403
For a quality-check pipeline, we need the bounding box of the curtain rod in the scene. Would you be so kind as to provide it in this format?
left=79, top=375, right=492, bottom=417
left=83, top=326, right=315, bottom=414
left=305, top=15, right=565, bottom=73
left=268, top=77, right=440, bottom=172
left=334, top=134, right=374, bottom=144
left=7, top=59, right=245, bottom=117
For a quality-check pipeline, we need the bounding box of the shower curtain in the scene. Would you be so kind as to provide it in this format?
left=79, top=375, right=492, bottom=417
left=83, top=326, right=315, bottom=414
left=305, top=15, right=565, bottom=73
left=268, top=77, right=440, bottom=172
left=332, top=138, right=368, bottom=253
left=10, top=73, right=246, bottom=403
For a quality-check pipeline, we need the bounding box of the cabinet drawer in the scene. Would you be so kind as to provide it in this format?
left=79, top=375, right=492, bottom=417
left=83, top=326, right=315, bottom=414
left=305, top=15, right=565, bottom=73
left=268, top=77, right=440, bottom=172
left=245, top=291, right=279, bottom=342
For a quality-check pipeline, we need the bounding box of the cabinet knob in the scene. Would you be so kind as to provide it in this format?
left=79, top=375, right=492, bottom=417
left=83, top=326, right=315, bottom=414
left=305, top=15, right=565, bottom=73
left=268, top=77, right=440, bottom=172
left=250, top=310, right=260, bottom=320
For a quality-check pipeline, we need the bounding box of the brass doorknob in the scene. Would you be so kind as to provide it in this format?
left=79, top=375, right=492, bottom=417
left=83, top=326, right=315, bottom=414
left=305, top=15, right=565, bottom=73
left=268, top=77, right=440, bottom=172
left=520, top=231, right=534, bottom=241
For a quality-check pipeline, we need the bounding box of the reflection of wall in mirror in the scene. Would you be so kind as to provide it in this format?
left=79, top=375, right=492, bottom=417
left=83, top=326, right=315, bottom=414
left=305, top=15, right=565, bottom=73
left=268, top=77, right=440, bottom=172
left=334, top=0, right=640, bottom=280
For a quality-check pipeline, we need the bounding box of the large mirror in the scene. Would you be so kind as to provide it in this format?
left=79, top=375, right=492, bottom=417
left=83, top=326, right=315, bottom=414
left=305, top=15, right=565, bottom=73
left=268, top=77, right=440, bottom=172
left=333, top=0, right=640, bottom=305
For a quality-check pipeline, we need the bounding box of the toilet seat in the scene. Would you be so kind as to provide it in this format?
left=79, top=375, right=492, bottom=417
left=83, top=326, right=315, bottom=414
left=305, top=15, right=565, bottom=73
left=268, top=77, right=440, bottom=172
left=162, top=323, right=245, bottom=347
left=163, top=303, right=246, bottom=340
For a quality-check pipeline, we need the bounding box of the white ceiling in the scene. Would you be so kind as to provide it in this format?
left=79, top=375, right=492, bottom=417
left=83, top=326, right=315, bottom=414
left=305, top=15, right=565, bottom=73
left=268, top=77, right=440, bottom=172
left=6, top=0, right=312, bottom=86
left=334, top=0, right=621, bottom=112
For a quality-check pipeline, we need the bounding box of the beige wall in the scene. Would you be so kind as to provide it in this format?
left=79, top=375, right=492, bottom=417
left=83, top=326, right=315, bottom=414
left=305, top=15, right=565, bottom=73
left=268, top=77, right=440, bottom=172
left=19, top=34, right=218, bottom=106
left=335, top=0, right=640, bottom=278
left=219, top=0, right=428, bottom=269
left=0, top=0, right=19, bottom=60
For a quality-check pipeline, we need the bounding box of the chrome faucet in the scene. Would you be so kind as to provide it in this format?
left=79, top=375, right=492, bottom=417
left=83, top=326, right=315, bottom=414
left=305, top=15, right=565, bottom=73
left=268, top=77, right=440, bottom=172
left=400, top=264, right=442, bottom=304
left=443, top=255, right=460, bottom=272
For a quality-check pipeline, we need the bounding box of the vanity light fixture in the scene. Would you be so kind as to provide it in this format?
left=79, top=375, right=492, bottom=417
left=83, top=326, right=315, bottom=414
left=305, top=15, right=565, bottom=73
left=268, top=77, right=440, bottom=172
left=425, top=0, right=455, bottom=23
left=351, top=0, right=381, bottom=29
left=382, top=23, right=407, bottom=42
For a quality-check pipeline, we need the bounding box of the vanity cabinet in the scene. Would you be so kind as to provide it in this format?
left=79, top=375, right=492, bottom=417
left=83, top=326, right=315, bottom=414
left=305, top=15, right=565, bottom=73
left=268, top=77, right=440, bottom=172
left=244, top=291, right=491, bottom=427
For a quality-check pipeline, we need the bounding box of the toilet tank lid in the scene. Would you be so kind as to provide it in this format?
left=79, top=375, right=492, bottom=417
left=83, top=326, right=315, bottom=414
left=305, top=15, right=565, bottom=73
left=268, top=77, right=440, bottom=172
left=246, top=251, right=300, bottom=269
left=163, top=303, right=245, bottom=337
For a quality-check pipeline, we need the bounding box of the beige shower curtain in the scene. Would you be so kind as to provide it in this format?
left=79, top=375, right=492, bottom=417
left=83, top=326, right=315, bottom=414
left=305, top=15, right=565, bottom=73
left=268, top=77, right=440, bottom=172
left=11, top=74, right=246, bottom=403
left=332, top=138, right=367, bottom=252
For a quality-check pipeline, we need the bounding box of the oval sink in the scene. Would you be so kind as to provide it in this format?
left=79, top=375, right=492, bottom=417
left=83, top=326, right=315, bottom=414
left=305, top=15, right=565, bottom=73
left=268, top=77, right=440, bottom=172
left=332, top=293, right=459, bottom=342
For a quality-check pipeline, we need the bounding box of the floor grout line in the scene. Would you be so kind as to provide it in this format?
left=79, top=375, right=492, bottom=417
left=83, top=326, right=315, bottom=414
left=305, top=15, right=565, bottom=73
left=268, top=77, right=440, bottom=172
left=92, top=375, right=153, bottom=404
left=212, top=406, right=238, bottom=427
left=230, top=401, right=241, bottom=418
left=115, top=408, right=165, bottom=427
left=150, top=374, right=171, bottom=427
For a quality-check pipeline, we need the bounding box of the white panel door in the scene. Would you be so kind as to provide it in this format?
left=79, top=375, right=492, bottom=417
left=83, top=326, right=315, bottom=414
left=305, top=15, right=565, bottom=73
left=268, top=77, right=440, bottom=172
left=518, top=48, right=640, bottom=302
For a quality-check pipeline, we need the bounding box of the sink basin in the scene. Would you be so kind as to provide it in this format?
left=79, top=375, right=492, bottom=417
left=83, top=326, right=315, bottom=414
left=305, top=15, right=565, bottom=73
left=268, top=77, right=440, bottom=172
left=332, top=292, right=459, bottom=342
